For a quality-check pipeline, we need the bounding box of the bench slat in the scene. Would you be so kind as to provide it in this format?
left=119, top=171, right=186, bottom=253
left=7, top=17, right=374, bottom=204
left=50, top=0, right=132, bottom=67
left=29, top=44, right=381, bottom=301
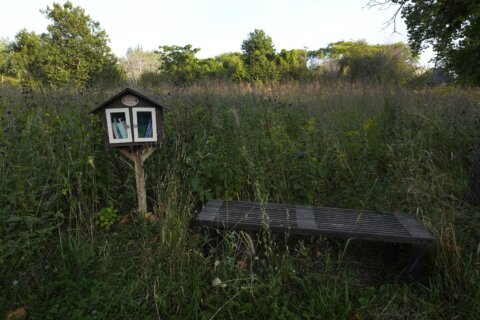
left=197, top=200, right=434, bottom=245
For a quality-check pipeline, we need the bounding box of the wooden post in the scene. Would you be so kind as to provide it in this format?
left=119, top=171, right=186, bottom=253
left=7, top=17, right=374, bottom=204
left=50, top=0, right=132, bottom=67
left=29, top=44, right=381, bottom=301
left=119, top=147, right=156, bottom=215
left=133, top=152, right=147, bottom=214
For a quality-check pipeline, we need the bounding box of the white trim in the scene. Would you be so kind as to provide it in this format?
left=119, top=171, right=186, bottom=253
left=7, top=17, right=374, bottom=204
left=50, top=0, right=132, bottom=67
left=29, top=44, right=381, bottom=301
left=105, top=108, right=133, bottom=143
left=132, top=107, right=157, bottom=142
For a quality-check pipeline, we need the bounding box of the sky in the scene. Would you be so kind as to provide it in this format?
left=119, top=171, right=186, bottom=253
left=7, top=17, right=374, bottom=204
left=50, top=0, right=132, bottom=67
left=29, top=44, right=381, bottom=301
left=0, top=0, right=433, bottom=66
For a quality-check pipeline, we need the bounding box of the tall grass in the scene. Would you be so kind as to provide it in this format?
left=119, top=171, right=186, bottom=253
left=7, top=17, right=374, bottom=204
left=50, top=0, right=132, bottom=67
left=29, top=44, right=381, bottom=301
left=1, top=81, right=479, bottom=318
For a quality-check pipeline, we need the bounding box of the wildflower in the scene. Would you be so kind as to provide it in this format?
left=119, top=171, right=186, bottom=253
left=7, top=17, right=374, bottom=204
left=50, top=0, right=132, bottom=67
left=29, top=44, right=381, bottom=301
left=212, top=277, right=222, bottom=287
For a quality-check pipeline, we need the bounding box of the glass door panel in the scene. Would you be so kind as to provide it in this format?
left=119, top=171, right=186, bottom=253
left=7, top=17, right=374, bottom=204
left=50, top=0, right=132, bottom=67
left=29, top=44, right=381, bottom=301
left=106, top=108, right=133, bottom=143
left=133, top=108, right=157, bottom=142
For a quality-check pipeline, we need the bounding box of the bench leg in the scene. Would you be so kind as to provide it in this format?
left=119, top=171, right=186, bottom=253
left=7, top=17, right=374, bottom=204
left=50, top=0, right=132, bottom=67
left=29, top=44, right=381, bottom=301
left=402, top=245, right=428, bottom=281
left=386, top=243, right=400, bottom=265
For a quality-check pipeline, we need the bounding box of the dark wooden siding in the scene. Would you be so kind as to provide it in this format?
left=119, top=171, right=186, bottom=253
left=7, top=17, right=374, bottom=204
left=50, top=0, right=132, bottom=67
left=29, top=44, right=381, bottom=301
left=101, top=95, right=164, bottom=148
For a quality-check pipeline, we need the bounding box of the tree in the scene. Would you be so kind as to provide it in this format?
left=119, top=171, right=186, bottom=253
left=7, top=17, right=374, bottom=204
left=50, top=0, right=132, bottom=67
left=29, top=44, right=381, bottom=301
left=215, top=52, right=247, bottom=82
left=241, top=29, right=276, bottom=64
left=7, top=30, right=46, bottom=84
left=156, top=44, right=201, bottom=84
left=40, top=1, right=119, bottom=86
left=323, top=40, right=417, bottom=83
left=121, top=47, right=161, bottom=82
left=6, top=2, right=120, bottom=87
left=0, top=38, right=9, bottom=75
left=276, top=49, right=309, bottom=80
left=198, top=58, right=223, bottom=79
left=369, top=0, right=480, bottom=85
left=241, top=29, right=279, bottom=82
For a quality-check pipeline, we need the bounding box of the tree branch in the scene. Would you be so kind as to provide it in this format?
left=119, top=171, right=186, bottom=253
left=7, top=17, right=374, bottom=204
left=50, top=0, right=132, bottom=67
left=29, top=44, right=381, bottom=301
left=366, top=0, right=405, bottom=34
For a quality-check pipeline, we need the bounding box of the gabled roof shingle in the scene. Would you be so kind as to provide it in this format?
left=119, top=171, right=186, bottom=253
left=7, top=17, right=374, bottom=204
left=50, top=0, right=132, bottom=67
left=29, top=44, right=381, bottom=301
left=90, top=87, right=170, bottom=114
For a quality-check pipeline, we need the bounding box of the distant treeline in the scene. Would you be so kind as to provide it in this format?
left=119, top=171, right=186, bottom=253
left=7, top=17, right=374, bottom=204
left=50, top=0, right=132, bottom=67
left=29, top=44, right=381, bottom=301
left=0, top=1, right=430, bottom=88
left=127, top=34, right=420, bottom=86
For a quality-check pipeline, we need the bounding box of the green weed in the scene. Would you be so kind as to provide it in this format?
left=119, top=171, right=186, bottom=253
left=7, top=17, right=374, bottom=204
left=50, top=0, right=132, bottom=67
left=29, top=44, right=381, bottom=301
left=94, top=207, right=120, bottom=230
left=1, top=81, right=479, bottom=318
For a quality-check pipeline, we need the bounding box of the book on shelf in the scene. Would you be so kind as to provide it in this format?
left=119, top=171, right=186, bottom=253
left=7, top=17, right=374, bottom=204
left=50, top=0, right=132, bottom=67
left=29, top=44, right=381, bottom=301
left=144, top=120, right=152, bottom=138
left=114, top=118, right=122, bottom=139
left=112, top=118, right=128, bottom=139
left=112, top=121, right=119, bottom=139
left=116, top=122, right=123, bottom=139
left=138, top=122, right=148, bottom=138
left=119, top=120, right=128, bottom=139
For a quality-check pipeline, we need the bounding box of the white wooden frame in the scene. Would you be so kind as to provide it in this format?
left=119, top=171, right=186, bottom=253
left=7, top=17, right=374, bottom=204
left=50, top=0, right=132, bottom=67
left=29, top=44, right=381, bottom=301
left=105, top=108, right=133, bottom=143
left=132, top=107, right=157, bottom=142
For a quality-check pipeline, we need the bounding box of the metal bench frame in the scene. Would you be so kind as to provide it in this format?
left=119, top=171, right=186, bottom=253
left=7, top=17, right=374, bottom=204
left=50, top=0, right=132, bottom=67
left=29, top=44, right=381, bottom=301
left=197, top=200, right=435, bottom=280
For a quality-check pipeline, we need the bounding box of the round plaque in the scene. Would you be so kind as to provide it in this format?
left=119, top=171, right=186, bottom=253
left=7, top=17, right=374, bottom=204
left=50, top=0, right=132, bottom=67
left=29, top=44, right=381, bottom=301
left=122, top=95, right=139, bottom=107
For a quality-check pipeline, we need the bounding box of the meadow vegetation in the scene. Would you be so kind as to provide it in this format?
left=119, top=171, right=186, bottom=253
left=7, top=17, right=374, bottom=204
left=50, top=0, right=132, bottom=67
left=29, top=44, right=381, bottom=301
left=1, top=80, right=479, bottom=319
left=1, top=1, right=480, bottom=318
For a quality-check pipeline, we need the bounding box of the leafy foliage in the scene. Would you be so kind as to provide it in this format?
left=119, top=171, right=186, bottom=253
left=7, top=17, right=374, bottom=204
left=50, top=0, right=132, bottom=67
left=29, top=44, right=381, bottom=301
left=2, top=13, right=421, bottom=87
left=0, top=38, right=10, bottom=74
left=120, top=47, right=161, bottom=82
left=241, top=29, right=279, bottom=82
left=241, top=29, right=276, bottom=63
left=145, top=31, right=418, bottom=85
left=371, top=0, right=480, bottom=85
left=322, top=40, right=417, bottom=83
left=5, top=1, right=120, bottom=87
left=1, top=82, right=480, bottom=318
left=276, top=49, right=309, bottom=80
left=156, top=44, right=202, bottom=85
left=94, top=207, right=120, bottom=230
left=215, top=52, right=248, bottom=82
left=41, top=1, right=119, bottom=86
left=6, top=31, right=45, bottom=84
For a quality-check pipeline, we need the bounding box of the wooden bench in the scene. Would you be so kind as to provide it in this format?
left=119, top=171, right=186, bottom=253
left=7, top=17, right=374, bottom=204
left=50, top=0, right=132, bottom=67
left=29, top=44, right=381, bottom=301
left=196, top=199, right=435, bottom=280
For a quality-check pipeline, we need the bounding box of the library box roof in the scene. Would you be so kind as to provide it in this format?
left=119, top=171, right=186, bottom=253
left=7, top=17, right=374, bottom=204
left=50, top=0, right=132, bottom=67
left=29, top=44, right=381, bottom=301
left=91, top=88, right=169, bottom=148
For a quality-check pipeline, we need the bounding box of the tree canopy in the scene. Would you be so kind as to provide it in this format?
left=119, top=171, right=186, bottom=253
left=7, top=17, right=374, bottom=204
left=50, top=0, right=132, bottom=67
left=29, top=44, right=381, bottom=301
left=7, top=31, right=44, bottom=83
left=370, top=0, right=480, bottom=85
left=41, top=1, right=119, bottom=86
left=241, top=29, right=279, bottom=82
left=0, top=39, right=9, bottom=74
left=1, top=9, right=423, bottom=87
left=133, top=30, right=419, bottom=85
left=5, top=1, right=120, bottom=87
left=156, top=45, right=202, bottom=85
left=215, top=52, right=247, bottom=82
left=322, top=40, right=417, bottom=83
left=276, top=49, right=309, bottom=80
left=121, top=47, right=161, bottom=82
